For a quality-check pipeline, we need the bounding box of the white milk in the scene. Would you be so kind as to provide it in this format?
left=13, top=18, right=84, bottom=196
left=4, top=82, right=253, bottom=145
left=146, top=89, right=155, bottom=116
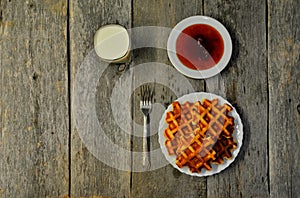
left=94, top=24, right=130, bottom=62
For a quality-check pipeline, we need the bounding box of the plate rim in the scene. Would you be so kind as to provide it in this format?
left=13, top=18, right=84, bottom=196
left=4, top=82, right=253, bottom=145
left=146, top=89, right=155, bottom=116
left=167, top=15, right=232, bottom=79
left=158, top=92, right=243, bottom=177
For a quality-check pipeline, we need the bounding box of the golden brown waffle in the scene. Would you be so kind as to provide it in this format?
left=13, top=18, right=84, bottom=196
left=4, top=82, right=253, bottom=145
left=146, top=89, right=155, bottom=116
left=164, top=99, right=237, bottom=173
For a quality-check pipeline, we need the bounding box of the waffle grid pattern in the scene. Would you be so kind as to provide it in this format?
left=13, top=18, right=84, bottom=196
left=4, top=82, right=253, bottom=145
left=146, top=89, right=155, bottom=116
left=164, top=99, right=237, bottom=173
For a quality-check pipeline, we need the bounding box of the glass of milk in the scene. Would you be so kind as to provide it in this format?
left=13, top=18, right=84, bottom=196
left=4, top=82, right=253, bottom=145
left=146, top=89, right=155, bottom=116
left=94, top=24, right=130, bottom=63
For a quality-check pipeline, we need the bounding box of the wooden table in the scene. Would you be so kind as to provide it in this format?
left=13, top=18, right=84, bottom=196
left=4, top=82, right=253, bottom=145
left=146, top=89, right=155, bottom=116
left=1, top=0, right=299, bottom=197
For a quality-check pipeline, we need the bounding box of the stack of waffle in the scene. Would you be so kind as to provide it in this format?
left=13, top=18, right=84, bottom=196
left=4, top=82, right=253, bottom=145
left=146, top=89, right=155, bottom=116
left=164, top=99, right=237, bottom=173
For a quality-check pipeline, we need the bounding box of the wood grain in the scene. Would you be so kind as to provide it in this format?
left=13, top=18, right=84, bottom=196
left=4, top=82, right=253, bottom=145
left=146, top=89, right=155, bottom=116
left=0, top=0, right=69, bottom=197
left=268, top=0, right=300, bottom=197
left=70, top=0, right=132, bottom=197
left=0, top=0, right=299, bottom=197
left=204, top=0, right=269, bottom=197
left=130, top=0, right=207, bottom=197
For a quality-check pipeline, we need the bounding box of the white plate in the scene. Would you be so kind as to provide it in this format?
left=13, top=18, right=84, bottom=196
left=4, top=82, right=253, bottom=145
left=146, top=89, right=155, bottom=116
left=158, top=92, right=243, bottom=177
left=167, top=16, right=232, bottom=79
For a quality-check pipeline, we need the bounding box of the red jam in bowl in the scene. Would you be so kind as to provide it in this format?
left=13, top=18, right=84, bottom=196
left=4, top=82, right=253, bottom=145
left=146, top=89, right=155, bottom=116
left=176, top=24, right=224, bottom=70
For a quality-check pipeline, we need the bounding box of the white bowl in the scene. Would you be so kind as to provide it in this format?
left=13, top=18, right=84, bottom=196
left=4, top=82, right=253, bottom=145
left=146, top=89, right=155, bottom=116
left=167, top=16, right=232, bottom=79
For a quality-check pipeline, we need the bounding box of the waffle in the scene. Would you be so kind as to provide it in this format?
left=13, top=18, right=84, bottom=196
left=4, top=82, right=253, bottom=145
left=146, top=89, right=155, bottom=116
left=164, top=99, right=237, bottom=173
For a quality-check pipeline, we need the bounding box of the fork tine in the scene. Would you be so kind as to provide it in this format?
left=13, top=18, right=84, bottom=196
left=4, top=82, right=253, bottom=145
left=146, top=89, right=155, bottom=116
left=151, top=84, right=154, bottom=103
left=140, top=84, right=155, bottom=104
left=141, top=85, right=145, bottom=101
left=148, top=85, right=151, bottom=102
left=147, top=85, right=152, bottom=103
left=140, top=85, right=143, bottom=100
left=146, top=85, right=149, bottom=102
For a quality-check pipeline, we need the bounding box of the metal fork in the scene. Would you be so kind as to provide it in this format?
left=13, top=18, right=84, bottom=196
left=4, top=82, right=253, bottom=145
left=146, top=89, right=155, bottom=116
left=140, top=84, right=153, bottom=167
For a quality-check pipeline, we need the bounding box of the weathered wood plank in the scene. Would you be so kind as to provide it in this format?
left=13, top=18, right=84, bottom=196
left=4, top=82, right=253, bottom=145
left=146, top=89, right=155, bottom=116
left=0, top=0, right=69, bottom=197
left=70, top=0, right=132, bottom=197
left=131, top=0, right=207, bottom=197
left=268, top=0, right=300, bottom=197
left=204, top=0, right=269, bottom=197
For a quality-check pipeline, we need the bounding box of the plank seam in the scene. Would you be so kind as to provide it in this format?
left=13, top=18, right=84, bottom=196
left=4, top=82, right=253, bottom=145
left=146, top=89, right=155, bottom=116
left=130, top=0, right=134, bottom=196
left=266, top=0, right=270, bottom=196
left=203, top=0, right=207, bottom=93
left=0, top=32, right=2, bottom=140
left=202, top=1, right=208, bottom=198
left=67, top=0, right=71, bottom=196
left=202, top=0, right=204, bottom=17
left=130, top=72, right=134, bottom=197
left=0, top=0, right=2, bottom=140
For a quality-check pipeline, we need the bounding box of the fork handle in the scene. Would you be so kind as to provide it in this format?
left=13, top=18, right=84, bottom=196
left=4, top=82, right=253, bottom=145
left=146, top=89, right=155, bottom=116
left=143, top=115, right=150, bottom=167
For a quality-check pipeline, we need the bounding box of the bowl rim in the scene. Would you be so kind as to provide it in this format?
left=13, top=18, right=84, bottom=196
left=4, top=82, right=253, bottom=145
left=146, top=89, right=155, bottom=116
left=167, top=16, right=232, bottom=79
